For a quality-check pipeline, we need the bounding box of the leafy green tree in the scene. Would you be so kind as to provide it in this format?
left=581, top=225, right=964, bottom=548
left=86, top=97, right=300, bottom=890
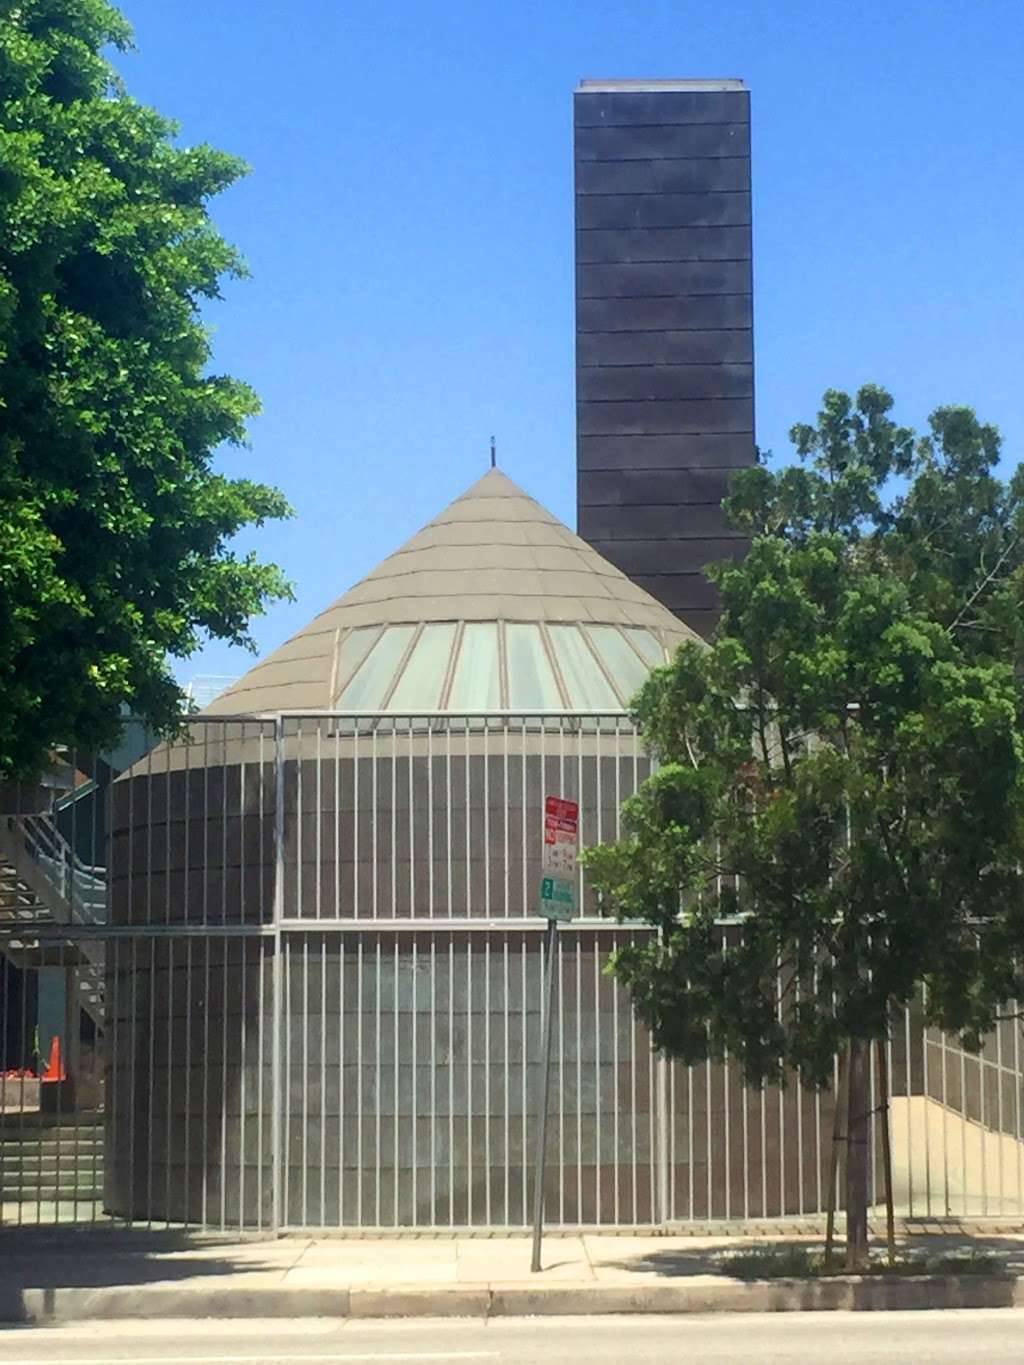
left=0, top=0, right=292, bottom=779
left=584, top=385, right=1024, bottom=1267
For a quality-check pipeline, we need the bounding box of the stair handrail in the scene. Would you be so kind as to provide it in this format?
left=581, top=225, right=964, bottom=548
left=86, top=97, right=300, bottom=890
left=0, top=812, right=107, bottom=1032
left=11, top=813, right=107, bottom=926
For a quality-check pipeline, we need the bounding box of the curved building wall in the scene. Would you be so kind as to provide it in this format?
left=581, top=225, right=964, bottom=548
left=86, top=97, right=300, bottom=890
left=106, top=716, right=836, bottom=1228
left=106, top=720, right=277, bottom=1225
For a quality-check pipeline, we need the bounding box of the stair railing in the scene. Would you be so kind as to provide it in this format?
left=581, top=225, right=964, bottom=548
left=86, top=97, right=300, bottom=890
left=14, top=813, right=106, bottom=926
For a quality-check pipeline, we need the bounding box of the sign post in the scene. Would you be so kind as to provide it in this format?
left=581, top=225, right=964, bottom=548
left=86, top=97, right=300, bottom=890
left=531, top=795, right=579, bottom=1274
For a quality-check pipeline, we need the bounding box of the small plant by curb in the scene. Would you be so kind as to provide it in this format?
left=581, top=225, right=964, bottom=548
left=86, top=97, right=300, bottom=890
left=719, top=1245, right=1008, bottom=1280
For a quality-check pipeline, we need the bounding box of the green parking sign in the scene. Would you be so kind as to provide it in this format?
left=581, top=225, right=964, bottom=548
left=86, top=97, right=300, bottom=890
left=539, top=875, right=575, bottom=922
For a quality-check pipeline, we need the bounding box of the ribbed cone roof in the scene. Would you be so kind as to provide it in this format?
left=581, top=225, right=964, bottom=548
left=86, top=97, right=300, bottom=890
left=205, top=468, right=698, bottom=715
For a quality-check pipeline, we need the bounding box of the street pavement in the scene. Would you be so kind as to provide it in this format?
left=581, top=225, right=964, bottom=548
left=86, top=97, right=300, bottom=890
left=1, top=1313, right=1024, bottom=1363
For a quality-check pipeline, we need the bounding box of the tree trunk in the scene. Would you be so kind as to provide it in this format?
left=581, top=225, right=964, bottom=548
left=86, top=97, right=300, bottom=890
left=844, top=1037, right=871, bottom=1270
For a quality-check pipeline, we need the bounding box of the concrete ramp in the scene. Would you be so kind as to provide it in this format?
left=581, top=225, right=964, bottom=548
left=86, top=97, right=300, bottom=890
left=886, top=1096, right=1024, bottom=1217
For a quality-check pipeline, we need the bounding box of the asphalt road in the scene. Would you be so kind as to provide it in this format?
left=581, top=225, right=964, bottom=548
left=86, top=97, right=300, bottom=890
left=0, top=1313, right=1023, bottom=1364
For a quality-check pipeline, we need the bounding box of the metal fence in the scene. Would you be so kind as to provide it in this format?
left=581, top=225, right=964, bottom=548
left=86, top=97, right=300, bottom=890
left=3, top=714, right=1024, bottom=1231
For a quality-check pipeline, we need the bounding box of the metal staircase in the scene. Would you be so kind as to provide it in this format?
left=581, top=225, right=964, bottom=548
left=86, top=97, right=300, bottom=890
left=0, top=813, right=106, bottom=1030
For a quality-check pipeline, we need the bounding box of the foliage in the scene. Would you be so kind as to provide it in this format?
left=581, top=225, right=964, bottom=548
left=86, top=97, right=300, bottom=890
left=0, top=0, right=292, bottom=778
left=583, top=385, right=1024, bottom=1088
left=718, top=1244, right=1007, bottom=1280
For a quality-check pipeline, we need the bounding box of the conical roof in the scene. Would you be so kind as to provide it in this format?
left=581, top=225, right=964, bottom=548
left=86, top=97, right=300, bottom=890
left=204, top=468, right=698, bottom=715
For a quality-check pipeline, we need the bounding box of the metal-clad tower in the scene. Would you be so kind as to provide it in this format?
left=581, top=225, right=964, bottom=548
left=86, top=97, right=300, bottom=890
left=574, top=79, right=755, bottom=636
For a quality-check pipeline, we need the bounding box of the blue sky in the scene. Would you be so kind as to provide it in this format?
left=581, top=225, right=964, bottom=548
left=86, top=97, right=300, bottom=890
left=112, top=0, right=1024, bottom=684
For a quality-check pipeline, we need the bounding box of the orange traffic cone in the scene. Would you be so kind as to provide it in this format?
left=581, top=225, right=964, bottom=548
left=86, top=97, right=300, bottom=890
left=41, top=1035, right=66, bottom=1083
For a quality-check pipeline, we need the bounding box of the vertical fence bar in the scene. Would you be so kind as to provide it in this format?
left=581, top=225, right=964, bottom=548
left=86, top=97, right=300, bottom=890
left=795, top=980, right=805, bottom=1218
left=611, top=935, right=620, bottom=1225
left=939, top=1022, right=950, bottom=1215
left=448, top=935, right=455, bottom=1226
left=592, top=934, right=602, bottom=1225
left=393, top=937, right=399, bottom=1226
left=868, top=1034, right=877, bottom=1213
left=375, top=936, right=382, bottom=1226
left=466, top=934, right=474, bottom=1225
left=356, top=933, right=364, bottom=1227
left=777, top=965, right=786, bottom=1219
left=996, top=1017, right=1005, bottom=1214
left=333, top=726, right=340, bottom=929
left=238, top=934, right=248, bottom=1230
left=686, top=1057, right=694, bottom=1223
left=353, top=719, right=361, bottom=921
left=722, top=937, right=730, bottom=1221
left=145, top=935, right=156, bottom=1227
left=503, top=723, right=510, bottom=920
left=530, top=917, right=558, bottom=1269
left=980, top=1034, right=989, bottom=1216
left=556, top=723, right=565, bottom=1226
left=521, top=935, right=528, bottom=1225
left=446, top=722, right=453, bottom=920
left=575, top=930, right=582, bottom=1224
left=520, top=719, right=527, bottom=927
left=128, top=933, right=139, bottom=1229
left=121, top=751, right=135, bottom=1230
left=759, top=1056, right=768, bottom=1217
left=922, top=988, right=932, bottom=1216
left=315, top=723, right=322, bottom=923
left=18, top=943, right=27, bottom=1226
left=371, top=725, right=378, bottom=921
left=430, top=935, right=437, bottom=1227
left=391, top=726, right=398, bottom=922
left=427, top=722, right=435, bottom=919
left=483, top=721, right=490, bottom=922
left=256, top=929, right=265, bottom=1230
left=1014, top=1008, right=1022, bottom=1213
left=485, top=933, right=493, bottom=1226
left=270, top=717, right=285, bottom=1232
left=463, top=718, right=471, bottom=919
left=876, top=1038, right=895, bottom=1263
left=503, top=932, right=510, bottom=1226
left=338, top=934, right=346, bottom=1228
left=959, top=1045, right=968, bottom=1217
left=320, top=934, right=327, bottom=1227
left=200, top=932, right=211, bottom=1228
left=912, top=1004, right=917, bottom=1217
left=630, top=942, right=639, bottom=1225
left=411, top=933, right=418, bottom=1228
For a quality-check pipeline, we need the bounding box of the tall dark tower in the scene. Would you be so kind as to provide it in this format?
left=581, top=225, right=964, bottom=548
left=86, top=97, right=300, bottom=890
left=574, top=79, right=755, bottom=637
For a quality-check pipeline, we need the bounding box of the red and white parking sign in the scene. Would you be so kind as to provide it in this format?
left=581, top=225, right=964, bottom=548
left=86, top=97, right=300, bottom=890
left=540, top=796, right=579, bottom=920
left=542, top=796, right=579, bottom=877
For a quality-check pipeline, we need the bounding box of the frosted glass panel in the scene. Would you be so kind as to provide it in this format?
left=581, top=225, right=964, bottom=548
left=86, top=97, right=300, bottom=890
left=336, top=625, right=415, bottom=709
left=506, top=623, right=562, bottom=710
left=547, top=625, right=619, bottom=709
left=387, top=622, right=457, bottom=712
left=587, top=626, right=650, bottom=703
left=448, top=623, right=501, bottom=711
left=624, top=628, right=665, bottom=667
left=336, top=627, right=380, bottom=690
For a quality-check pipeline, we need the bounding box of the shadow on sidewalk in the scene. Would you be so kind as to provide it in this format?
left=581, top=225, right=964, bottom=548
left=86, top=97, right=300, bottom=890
left=0, top=1226, right=281, bottom=1327
left=604, top=1231, right=1024, bottom=1284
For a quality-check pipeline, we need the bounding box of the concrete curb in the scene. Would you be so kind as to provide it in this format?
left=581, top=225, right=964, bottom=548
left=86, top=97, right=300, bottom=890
left=5, top=1275, right=1023, bottom=1323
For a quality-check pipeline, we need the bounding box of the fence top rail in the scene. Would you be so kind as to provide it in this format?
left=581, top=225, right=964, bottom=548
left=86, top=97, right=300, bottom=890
left=181, top=709, right=635, bottom=722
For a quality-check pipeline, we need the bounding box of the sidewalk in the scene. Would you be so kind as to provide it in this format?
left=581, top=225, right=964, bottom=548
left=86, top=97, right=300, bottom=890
left=3, top=1224, right=1024, bottom=1322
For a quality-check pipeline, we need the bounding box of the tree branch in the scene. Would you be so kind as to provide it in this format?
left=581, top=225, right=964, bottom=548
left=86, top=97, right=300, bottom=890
left=949, top=534, right=1019, bottom=633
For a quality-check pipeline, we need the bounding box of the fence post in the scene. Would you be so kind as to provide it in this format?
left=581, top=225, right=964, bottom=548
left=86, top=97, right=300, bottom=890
left=657, top=1049, right=670, bottom=1228
left=270, top=715, right=286, bottom=1233
left=876, top=1037, right=896, bottom=1264
left=824, top=1047, right=848, bottom=1270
